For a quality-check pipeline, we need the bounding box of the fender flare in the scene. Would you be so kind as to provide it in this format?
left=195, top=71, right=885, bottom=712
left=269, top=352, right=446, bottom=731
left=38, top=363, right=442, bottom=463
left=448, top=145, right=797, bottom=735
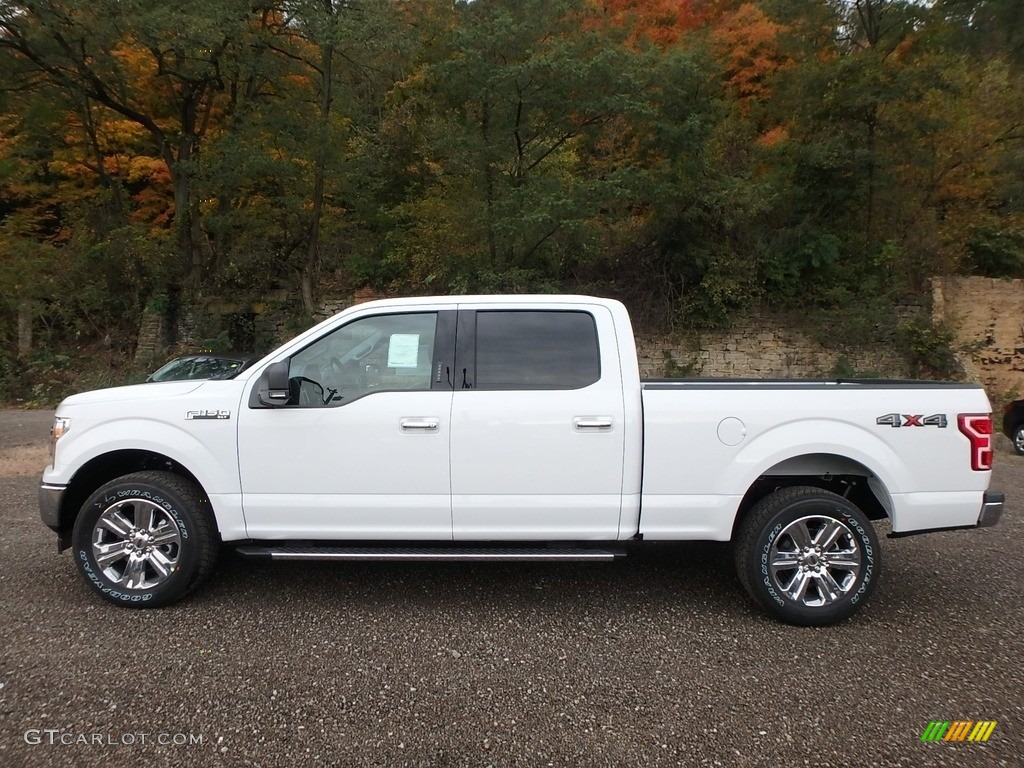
left=726, top=419, right=907, bottom=524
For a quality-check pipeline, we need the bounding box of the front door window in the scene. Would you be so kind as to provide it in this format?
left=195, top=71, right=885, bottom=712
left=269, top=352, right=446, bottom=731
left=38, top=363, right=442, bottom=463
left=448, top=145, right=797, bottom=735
left=288, top=313, right=438, bottom=407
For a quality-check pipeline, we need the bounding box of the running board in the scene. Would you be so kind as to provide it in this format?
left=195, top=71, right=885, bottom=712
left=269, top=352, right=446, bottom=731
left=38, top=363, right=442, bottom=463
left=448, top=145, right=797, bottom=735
left=234, top=545, right=625, bottom=563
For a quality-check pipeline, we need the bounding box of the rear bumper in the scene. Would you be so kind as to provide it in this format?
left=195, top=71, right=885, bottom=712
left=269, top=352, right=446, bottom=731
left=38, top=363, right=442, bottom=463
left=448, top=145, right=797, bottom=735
left=889, top=490, right=1004, bottom=538
left=977, top=490, right=1004, bottom=528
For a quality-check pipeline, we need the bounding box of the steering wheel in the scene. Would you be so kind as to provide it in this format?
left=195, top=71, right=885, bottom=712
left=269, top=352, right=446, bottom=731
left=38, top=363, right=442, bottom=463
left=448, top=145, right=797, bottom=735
left=329, top=358, right=367, bottom=392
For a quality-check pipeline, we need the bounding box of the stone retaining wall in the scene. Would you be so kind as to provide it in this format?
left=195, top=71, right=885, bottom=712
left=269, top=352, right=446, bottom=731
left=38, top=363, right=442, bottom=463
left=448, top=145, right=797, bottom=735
left=137, top=280, right=1024, bottom=393
left=637, top=325, right=907, bottom=380
left=933, top=276, right=1024, bottom=400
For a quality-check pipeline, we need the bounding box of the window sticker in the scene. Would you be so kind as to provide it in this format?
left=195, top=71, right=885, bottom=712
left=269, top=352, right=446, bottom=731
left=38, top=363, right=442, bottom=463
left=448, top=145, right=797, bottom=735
left=387, top=334, right=420, bottom=368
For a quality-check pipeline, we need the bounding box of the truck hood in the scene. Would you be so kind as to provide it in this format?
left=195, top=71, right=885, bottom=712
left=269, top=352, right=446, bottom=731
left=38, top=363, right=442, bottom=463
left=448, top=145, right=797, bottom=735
left=61, top=380, right=206, bottom=407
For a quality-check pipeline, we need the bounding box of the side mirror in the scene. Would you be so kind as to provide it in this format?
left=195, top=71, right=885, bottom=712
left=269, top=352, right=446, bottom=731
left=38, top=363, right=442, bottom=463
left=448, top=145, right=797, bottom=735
left=255, top=361, right=291, bottom=407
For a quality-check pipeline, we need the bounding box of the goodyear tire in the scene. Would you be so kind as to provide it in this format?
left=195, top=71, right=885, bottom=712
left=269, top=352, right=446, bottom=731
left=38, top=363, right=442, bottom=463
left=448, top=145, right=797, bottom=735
left=72, top=471, right=218, bottom=608
left=735, top=486, right=880, bottom=626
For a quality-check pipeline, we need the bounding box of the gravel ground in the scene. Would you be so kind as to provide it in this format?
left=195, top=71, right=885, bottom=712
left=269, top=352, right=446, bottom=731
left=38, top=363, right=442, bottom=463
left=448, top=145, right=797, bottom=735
left=0, top=409, right=55, bottom=448
left=0, top=411, right=1020, bottom=767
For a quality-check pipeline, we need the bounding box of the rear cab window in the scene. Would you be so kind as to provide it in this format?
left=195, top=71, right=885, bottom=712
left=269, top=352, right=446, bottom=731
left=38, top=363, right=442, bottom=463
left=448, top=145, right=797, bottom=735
left=472, top=310, right=601, bottom=390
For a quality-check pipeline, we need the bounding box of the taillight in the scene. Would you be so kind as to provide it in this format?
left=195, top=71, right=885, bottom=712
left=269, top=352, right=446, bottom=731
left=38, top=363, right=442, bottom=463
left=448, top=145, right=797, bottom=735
left=958, top=414, right=993, bottom=471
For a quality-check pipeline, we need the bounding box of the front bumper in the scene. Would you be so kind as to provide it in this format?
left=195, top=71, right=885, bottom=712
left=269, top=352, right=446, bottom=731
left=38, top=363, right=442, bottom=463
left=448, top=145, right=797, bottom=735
left=39, top=482, right=65, bottom=532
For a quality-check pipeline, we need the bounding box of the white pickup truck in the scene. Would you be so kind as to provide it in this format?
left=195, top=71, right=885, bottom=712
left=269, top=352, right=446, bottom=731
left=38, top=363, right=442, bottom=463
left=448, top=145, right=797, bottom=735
left=39, top=295, right=1003, bottom=625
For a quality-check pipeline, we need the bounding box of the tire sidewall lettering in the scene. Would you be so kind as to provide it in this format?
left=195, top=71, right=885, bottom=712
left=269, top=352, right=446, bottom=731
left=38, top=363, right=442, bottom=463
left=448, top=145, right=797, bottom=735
left=103, top=489, right=190, bottom=539
left=744, top=492, right=881, bottom=624
left=74, top=476, right=201, bottom=606
left=77, top=549, right=153, bottom=603
left=841, top=511, right=874, bottom=605
left=759, top=522, right=786, bottom=606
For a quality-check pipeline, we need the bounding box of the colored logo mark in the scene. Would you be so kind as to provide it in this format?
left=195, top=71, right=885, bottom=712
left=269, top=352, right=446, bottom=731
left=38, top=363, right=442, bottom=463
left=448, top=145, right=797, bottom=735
left=921, top=721, right=997, bottom=743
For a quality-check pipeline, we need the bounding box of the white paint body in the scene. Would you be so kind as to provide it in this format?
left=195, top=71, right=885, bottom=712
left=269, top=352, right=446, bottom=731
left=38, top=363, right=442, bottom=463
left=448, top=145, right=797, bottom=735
left=43, top=295, right=995, bottom=543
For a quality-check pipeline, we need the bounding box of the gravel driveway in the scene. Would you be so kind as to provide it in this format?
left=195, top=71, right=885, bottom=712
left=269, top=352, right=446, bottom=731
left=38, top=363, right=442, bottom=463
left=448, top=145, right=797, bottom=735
left=0, top=409, right=55, bottom=447
left=0, top=410, right=1020, bottom=767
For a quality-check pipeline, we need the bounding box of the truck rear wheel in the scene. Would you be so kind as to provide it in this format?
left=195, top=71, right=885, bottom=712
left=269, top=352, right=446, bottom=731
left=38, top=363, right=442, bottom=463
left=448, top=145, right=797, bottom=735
left=71, top=471, right=218, bottom=608
left=735, top=486, right=880, bottom=626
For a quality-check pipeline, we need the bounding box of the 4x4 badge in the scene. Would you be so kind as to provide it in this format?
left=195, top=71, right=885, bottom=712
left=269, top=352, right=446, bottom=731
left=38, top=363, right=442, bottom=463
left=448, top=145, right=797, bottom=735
left=876, top=413, right=947, bottom=428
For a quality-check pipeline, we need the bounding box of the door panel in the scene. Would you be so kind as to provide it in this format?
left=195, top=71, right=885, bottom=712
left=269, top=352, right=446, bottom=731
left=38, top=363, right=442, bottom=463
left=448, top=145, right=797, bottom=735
left=238, top=310, right=455, bottom=540
left=450, top=306, right=625, bottom=539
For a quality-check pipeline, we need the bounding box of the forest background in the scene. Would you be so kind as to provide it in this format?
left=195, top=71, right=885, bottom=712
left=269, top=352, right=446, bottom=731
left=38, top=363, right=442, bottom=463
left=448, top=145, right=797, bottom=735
left=1, top=0, right=1022, bottom=403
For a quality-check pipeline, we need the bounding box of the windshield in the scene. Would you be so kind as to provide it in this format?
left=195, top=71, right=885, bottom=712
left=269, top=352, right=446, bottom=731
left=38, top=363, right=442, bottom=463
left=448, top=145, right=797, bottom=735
left=149, top=356, right=250, bottom=382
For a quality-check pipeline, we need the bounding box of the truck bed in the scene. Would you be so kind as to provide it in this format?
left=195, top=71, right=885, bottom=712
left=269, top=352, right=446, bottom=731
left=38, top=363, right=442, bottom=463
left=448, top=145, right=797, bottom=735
left=638, top=378, right=992, bottom=540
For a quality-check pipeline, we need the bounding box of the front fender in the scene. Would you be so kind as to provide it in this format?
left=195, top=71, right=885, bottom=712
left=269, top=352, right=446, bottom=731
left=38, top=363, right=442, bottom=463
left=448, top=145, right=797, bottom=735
left=46, top=416, right=240, bottom=496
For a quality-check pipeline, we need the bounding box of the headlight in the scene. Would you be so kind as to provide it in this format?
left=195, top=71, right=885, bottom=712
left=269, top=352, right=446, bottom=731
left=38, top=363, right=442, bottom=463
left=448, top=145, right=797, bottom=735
left=50, top=416, right=71, bottom=461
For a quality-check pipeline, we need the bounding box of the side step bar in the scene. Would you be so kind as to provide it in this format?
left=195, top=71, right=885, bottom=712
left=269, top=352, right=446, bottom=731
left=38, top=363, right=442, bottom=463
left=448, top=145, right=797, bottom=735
left=235, top=545, right=625, bottom=562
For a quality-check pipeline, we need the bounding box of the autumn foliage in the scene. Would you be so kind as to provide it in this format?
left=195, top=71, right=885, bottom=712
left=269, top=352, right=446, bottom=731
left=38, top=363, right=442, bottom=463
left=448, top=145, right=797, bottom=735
left=0, top=0, right=1022, bottom=378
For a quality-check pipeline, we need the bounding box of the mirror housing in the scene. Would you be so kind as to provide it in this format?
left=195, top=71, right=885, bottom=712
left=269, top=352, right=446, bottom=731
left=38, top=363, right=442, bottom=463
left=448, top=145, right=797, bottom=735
left=254, top=361, right=291, bottom=407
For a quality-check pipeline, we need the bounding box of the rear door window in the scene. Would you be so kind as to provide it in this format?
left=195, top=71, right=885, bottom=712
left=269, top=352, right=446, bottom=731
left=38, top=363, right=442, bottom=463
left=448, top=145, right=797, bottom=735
left=473, top=311, right=600, bottom=390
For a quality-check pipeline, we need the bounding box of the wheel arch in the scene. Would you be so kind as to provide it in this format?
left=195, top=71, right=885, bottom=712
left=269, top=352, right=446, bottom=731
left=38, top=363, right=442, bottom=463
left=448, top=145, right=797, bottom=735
left=731, top=452, right=892, bottom=540
left=57, top=450, right=212, bottom=544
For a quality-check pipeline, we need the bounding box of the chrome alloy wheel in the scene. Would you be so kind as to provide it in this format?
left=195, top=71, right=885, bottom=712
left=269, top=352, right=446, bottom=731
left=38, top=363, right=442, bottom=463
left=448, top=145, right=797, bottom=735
left=91, top=499, right=183, bottom=590
left=769, top=515, right=861, bottom=607
left=1014, top=426, right=1024, bottom=455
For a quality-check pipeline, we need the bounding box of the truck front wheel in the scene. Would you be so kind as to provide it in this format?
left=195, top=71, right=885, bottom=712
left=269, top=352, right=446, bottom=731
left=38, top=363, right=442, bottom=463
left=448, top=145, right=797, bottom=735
left=734, top=487, right=880, bottom=626
left=71, top=471, right=218, bottom=608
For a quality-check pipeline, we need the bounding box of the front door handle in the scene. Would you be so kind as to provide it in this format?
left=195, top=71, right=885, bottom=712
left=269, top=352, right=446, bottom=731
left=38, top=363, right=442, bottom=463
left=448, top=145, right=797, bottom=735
left=573, top=417, right=613, bottom=431
left=400, top=418, right=439, bottom=432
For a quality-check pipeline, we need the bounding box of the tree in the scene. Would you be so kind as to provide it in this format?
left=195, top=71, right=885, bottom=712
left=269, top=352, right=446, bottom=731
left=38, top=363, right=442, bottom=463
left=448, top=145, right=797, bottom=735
left=379, top=0, right=717, bottom=298
left=0, top=0, right=273, bottom=290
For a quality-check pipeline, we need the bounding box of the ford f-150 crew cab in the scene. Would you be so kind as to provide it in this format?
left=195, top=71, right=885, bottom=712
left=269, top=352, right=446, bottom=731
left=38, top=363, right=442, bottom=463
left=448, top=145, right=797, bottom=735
left=39, top=296, right=1004, bottom=625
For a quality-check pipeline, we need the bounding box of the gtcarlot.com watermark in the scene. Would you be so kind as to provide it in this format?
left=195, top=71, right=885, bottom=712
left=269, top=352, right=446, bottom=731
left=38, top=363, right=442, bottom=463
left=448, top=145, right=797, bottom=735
left=24, top=729, right=204, bottom=747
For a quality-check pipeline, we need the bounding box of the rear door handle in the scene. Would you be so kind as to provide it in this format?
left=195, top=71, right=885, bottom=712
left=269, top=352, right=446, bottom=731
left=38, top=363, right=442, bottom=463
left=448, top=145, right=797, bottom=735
left=400, top=418, right=439, bottom=432
left=573, top=417, right=613, bottom=431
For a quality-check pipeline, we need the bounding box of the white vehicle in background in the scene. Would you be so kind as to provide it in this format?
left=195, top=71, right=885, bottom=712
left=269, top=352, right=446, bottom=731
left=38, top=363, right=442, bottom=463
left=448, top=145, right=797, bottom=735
left=40, top=296, right=1004, bottom=625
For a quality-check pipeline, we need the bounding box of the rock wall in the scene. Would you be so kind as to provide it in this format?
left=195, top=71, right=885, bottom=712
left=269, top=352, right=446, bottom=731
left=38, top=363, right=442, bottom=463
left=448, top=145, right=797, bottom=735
left=134, top=307, right=169, bottom=360
left=933, top=276, right=1024, bottom=400
left=135, top=288, right=914, bottom=380
left=136, top=288, right=395, bottom=360
left=312, top=287, right=384, bottom=323
left=128, top=278, right=1024, bottom=404
left=636, top=324, right=907, bottom=380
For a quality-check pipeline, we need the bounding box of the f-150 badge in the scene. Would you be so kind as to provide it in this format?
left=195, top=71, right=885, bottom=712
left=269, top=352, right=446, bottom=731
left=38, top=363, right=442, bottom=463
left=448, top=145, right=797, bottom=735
left=876, top=413, right=947, bottom=428
left=185, top=409, right=231, bottom=420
